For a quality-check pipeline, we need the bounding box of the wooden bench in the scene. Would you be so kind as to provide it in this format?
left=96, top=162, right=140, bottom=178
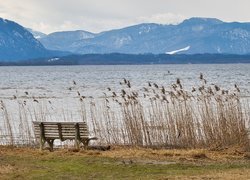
left=33, top=121, right=97, bottom=151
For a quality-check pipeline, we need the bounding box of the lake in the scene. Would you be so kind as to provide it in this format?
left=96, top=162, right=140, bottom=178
left=0, top=64, right=249, bottom=99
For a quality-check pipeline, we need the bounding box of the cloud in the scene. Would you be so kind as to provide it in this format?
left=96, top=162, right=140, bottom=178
left=137, top=13, right=186, bottom=25
left=0, top=0, right=250, bottom=34
left=0, top=1, right=186, bottom=33
left=30, top=22, right=56, bottom=34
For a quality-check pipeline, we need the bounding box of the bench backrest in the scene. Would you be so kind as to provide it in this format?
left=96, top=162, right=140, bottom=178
left=33, top=122, right=89, bottom=140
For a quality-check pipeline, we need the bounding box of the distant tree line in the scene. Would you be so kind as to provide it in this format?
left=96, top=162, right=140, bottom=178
left=1, top=53, right=250, bottom=66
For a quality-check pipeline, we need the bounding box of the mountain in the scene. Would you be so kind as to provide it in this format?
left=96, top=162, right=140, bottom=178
left=38, top=30, right=95, bottom=52
left=27, top=28, right=47, bottom=39
left=0, top=18, right=67, bottom=61
left=2, top=17, right=250, bottom=62
left=37, top=17, right=250, bottom=54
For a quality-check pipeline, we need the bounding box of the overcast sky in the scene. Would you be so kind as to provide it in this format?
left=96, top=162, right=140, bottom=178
left=0, top=0, right=250, bottom=34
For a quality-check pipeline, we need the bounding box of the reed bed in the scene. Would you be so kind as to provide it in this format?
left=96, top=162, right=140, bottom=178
left=0, top=74, right=249, bottom=150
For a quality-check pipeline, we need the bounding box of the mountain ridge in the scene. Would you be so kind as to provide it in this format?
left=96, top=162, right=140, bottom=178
left=30, top=17, right=250, bottom=55
left=1, top=17, right=250, bottom=62
left=0, top=18, right=68, bottom=61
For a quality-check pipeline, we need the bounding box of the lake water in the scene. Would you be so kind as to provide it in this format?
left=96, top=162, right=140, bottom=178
left=0, top=64, right=249, bottom=99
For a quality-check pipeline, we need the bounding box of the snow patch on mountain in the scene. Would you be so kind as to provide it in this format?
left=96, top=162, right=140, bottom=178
left=139, top=26, right=151, bottom=35
left=48, top=57, right=60, bottom=62
left=192, top=25, right=204, bottom=32
left=166, top=46, right=191, bottom=55
left=217, top=47, right=222, bottom=53
left=114, top=36, right=132, bottom=47
left=2, top=19, right=7, bottom=23
left=14, top=31, right=23, bottom=38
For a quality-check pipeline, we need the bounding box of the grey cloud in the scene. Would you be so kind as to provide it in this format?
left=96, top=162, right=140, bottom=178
left=0, top=0, right=249, bottom=33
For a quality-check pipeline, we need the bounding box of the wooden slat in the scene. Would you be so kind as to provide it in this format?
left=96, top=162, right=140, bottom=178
left=79, top=127, right=88, bottom=130
left=80, top=134, right=89, bottom=136
left=33, top=122, right=86, bottom=125
left=44, top=132, right=88, bottom=135
left=61, top=129, right=84, bottom=131
left=44, top=135, right=60, bottom=138
left=44, top=131, right=59, bottom=134
left=34, top=133, right=89, bottom=137
left=44, top=134, right=59, bottom=137
left=34, top=125, right=87, bottom=129
left=80, top=131, right=88, bottom=134
left=35, top=128, right=88, bottom=131
left=34, top=131, right=88, bottom=135
left=61, top=128, right=76, bottom=131
left=43, top=124, right=59, bottom=127
left=43, top=128, right=59, bottom=131
left=34, top=135, right=89, bottom=139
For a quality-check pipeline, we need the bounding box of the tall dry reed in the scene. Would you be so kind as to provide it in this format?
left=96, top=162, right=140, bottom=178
left=0, top=75, right=249, bottom=150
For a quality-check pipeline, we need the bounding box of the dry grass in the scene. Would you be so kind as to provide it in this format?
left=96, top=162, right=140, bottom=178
left=0, top=146, right=250, bottom=179
left=0, top=164, right=15, bottom=175
left=1, top=145, right=249, bottom=163
left=99, top=145, right=249, bottom=163
left=91, top=75, right=250, bottom=150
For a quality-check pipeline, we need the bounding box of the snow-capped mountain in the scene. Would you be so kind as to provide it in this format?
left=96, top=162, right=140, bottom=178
left=36, top=17, right=250, bottom=54
left=0, top=18, right=49, bottom=61
left=26, top=28, right=47, bottom=39
left=38, top=30, right=95, bottom=52
left=0, top=18, right=68, bottom=61
left=1, top=17, right=250, bottom=62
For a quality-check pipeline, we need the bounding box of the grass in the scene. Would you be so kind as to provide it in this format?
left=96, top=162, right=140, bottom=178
left=1, top=146, right=250, bottom=179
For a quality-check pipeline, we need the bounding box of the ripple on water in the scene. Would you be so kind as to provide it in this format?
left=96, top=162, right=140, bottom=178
left=0, top=64, right=249, bottom=99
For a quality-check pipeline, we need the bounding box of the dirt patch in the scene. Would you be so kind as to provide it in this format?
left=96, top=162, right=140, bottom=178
left=117, top=159, right=176, bottom=165
left=191, top=153, right=208, bottom=159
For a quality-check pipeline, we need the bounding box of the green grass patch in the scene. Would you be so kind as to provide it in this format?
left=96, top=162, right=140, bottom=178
left=1, top=153, right=250, bottom=179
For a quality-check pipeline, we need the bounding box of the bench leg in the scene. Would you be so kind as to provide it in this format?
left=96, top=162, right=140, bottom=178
left=75, top=139, right=80, bottom=150
left=81, top=139, right=90, bottom=150
left=40, top=138, right=45, bottom=151
left=81, top=137, right=98, bottom=150
left=47, top=139, right=54, bottom=152
left=75, top=123, right=80, bottom=150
